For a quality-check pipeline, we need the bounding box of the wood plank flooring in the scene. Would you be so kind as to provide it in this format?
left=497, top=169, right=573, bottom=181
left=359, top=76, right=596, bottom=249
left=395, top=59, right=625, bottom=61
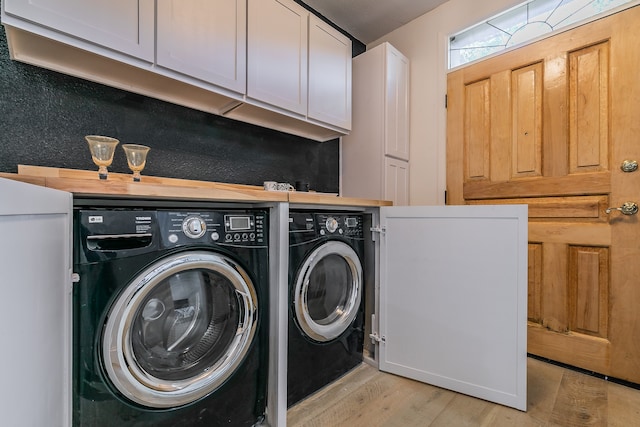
left=287, top=358, right=640, bottom=426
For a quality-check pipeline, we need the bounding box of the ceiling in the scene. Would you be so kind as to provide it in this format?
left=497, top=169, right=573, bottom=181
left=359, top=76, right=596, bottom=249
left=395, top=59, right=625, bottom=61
left=302, top=0, right=450, bottom=44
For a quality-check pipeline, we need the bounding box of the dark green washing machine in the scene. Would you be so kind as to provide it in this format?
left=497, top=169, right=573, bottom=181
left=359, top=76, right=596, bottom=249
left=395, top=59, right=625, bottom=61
left=72, top=201, right=269, bottom=426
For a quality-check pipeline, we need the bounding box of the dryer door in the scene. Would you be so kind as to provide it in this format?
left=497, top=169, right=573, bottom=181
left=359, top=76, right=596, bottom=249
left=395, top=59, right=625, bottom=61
left=102, top=250, right=258, bottom=408
left=293, top=241, right=363, bottom=342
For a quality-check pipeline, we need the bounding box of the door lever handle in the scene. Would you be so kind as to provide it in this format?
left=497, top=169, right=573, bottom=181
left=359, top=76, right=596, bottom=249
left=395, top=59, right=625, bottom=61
left=605, top=201, right=639, bottom=215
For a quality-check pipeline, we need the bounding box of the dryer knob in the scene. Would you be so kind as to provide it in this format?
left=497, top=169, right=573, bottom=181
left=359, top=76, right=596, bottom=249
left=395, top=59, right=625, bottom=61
left=325, top=217, right=339, bottom=233
left=182, top=216, right=207, bottom=239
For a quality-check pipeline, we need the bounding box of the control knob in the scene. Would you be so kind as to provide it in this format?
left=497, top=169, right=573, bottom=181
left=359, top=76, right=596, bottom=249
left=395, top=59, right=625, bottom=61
left=325, top=217, right=339, bottom=233
left=182, top=216, right=206, bottom=239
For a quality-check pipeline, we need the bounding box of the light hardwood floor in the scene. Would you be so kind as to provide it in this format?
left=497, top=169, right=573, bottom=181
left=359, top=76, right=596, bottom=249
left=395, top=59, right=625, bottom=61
left=287, top=357, right=640, bottom=426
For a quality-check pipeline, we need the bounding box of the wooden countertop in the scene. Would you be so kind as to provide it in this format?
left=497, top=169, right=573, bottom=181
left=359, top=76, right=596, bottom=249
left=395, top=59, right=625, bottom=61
left=0, top=165, right=391, bottom=207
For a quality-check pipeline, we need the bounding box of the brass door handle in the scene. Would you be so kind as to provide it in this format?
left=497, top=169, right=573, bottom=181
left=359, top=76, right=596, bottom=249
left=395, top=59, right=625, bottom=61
left=621, top=160, right=638, bottom=172
left=605, top=201, right=639, bottom=215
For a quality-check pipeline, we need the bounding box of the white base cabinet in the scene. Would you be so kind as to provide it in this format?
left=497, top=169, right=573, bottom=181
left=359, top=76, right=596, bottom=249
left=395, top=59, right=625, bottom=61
left=378, top=205, right=528, bottom=411
left=0, top=176, right=528, bottom=425
left=0, top=178, right=72, bottom=427
left=342, top=42, right=410, bottom=204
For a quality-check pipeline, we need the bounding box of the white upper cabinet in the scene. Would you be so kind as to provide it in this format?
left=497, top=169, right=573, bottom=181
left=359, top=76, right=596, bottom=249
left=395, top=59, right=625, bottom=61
left=308, top=15, right=352, bottom=130
left=157, top=0, right=246, bottom=94
left=384, top=44, right=410, bottom=160
left=3, top=0, right=154, bottom=61
left=2, top=0, right=351, bottom=141
left=247, top=0, right=308, bottom=115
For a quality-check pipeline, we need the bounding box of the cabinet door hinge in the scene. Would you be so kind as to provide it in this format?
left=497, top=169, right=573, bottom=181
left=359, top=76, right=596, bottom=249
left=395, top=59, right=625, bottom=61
left=369, top=332, right=385, bottom=344
left=445, top=93, right=448, bottom=109
left=370, top=225, right=385, bottom=242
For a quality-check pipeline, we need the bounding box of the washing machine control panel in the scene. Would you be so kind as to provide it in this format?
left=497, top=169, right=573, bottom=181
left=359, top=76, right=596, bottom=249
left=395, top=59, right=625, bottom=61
left=316, top=214, right=364, bottom=238
left=159, top=211, right=266, bottom=246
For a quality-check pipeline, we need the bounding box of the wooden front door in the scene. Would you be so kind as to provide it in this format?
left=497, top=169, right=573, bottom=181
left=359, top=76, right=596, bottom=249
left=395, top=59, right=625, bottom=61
left=447, top=5, right=640, bottom=384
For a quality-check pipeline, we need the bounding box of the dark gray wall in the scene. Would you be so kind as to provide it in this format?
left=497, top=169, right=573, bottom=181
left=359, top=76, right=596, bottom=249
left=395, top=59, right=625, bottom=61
left=0, top=4, right=363, bottom=193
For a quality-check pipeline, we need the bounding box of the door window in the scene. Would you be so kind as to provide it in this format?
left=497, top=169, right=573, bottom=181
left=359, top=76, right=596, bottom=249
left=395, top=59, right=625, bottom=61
left=294, top=241, right=362, bottom=342
left=102, top=251, right=258, bottom=408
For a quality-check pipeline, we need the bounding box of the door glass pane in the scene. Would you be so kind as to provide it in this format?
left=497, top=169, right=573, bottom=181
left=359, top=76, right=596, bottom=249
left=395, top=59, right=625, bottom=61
left=131, top=269, right=241, bottom=381
left=307, top=254, right=353, bottom=325
left=449, top=0, right=633, bottom=68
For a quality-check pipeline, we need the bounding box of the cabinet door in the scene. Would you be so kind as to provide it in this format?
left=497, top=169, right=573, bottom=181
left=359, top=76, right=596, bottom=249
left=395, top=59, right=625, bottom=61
left=308, top=15, right=351, bottom=130
left=3, top=0, right=154, bottom=61
left=247, top=0, right=308, bottom=115
left=384, top=44, right=410, bottom=160
left=0, top=178, right=72, bottom=426
left=384, top=157, right=409, bottom=205
left=378, top=205, right=528, bottom=411
left=157, top=0, right=246, bottom=94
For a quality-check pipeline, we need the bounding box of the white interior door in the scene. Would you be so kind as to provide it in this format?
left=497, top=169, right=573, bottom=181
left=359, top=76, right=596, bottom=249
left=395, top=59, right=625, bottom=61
left=0, top=178, right=72, bottom=426
left=378, top=205, right=528, bottom=411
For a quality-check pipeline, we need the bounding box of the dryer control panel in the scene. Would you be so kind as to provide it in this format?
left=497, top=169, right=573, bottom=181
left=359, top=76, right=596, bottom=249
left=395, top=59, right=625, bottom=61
left=316, top=214, right=363, bottom=238
left=289, top=212, right=364, bottom=239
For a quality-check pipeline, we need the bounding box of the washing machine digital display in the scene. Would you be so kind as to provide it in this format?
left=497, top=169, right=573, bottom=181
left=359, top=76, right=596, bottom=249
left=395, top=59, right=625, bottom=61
left=345, top=217, right=358, bottom=228
left=226, top=215, right=254, bottom=231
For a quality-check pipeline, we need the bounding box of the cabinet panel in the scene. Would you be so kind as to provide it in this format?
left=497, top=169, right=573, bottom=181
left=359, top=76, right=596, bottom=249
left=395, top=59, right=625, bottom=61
left=342, top=42, right=409, bottom=203
left=0, top=178, right=72, bottom=426
left=247, top=0, right=308, bottom=115
left=157, top=0, right=246, bottom=94
left=385, top=45, right=410, bottom=160
left=379, top=205, right=528, bottom=411
left=308, top=15, right=351, bottom=130
left=4, top=0, right=154, bottom=61
left=384, top=157, right=409, bottom=206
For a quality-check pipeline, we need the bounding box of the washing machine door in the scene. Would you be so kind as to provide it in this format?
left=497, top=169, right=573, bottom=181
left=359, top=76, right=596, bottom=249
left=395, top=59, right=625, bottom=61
left=102, top=250, right=258, bottom=408
left=294, top=241, right=363, bottom=342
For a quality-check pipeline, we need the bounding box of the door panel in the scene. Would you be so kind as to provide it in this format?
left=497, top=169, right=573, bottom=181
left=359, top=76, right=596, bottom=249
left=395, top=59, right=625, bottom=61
left=447, top=5, right=640, bottom=383
left=0, top=178, right=72, bottom=427
left=379, top=205, right=528, bottom=411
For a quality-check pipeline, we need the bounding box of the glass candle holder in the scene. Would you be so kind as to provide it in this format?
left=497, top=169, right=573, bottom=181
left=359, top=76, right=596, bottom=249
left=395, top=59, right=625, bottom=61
left=122, top=144, right=150, bottom=182
left=85, top=135, right=119, bottom=180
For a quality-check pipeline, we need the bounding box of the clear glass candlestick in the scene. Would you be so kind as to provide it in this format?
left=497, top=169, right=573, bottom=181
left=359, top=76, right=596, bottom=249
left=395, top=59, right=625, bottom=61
left=122, top=144, right=150, bottom=182
left=85, top=135, right=119, bottom=180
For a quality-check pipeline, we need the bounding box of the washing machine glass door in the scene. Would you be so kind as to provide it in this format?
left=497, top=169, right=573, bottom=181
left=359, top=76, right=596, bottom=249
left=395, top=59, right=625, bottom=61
left=294, top=241, right=363, bottom=342
left=102, top=251, right=258, bottom=409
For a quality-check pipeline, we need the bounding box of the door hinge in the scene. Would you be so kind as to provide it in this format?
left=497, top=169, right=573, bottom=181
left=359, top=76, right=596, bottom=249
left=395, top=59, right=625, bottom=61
left=445, top=94, right=448, bottom=109
left=71, top=273, right=80, bottom=283
left=369, top=332, right=385, bottom=344
left=370, top=225, right=385, bottom=242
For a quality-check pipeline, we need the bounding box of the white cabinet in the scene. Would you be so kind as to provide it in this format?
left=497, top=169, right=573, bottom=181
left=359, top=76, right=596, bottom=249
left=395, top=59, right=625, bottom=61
left=384, top=157, right=409, bottom=206
left=2, top=0, right=154, bottom=61
left=0, top=178, right=72, bottom=427
left=246, top=0, right=352, bottom=130
left=378, top=205, right=528, bottom=411
left=308, top=15, right=352, bottom=130
left=157, top=0, right=246, bottom=94
left=384, top=45, right=410, bottom=160
left=342, top=42, right=410, bottom=204
left=2, top=0, right=351, bottom=141
left=247, top=0, right=308, bottom=115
